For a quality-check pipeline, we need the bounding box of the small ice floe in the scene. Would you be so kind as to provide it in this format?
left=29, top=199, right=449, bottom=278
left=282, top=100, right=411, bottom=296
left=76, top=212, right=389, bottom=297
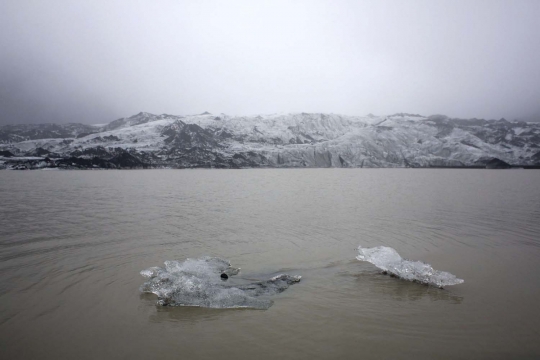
left=140, top=256, right=301, bottom=309
left=357, top=246, right=464, bottom=288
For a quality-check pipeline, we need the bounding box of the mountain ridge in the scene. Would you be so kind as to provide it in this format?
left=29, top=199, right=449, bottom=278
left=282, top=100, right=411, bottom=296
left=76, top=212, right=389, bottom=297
left=1, top=112, right=539, bottom=170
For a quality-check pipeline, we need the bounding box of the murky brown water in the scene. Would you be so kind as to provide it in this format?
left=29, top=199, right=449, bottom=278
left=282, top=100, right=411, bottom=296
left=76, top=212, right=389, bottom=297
left=1, top=169, right=540, bottom=359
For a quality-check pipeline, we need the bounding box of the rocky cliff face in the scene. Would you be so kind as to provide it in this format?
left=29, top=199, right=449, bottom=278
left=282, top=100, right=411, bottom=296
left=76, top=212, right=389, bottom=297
left=1, top=112, right=539, bottom=169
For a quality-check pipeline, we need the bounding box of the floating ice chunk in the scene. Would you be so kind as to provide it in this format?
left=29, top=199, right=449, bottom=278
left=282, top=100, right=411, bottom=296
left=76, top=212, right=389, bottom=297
left=139, top=256, right=301, bottom=309
left=357, top=246, right=464, bottom=288
left=140, top=267, right=163, bottom=279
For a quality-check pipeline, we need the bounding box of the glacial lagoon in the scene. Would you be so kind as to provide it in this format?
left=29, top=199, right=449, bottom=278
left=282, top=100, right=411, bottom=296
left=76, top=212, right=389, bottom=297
left=1, top=169, right=540, bottom=359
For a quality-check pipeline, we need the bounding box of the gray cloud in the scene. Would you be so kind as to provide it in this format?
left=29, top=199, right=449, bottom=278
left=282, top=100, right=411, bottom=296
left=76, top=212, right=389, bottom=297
left=1, top=0, right=539, bottom=124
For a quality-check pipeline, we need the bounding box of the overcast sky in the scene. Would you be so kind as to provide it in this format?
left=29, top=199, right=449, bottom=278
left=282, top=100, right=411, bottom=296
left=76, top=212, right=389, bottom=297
left=1, top=0, right=539, bottom=125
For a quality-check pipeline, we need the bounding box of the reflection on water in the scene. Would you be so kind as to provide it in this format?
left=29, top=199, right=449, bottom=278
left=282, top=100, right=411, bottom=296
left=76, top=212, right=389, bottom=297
left=0, top=169, right=539, bottom=359
left=351, top=273, right=464, bottom=304
left=147, top=302, right=252, bottom=323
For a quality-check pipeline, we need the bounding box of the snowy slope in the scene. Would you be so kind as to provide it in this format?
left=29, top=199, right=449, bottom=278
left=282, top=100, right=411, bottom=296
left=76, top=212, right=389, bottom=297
left=1, top=112, right=539, bottom=169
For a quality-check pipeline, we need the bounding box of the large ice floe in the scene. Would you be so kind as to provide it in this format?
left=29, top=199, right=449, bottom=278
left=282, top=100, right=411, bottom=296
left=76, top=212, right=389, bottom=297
left=140, top=257, right=301, bottom=309
left=357, top=246, right=464, bottom=288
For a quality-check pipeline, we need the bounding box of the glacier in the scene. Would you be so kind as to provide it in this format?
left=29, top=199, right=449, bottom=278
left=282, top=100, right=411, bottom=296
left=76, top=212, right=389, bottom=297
left=357, top=246, right=464, bottom=288
left=139, top=257, right=301, bottom=309
left=1, top=111, right=539, bottom=169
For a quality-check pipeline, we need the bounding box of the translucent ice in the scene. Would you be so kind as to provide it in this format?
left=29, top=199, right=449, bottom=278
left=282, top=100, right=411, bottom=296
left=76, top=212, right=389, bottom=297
left=357, top=246, right=464, bottom=288
left=139, top=256, right=301, bottom=309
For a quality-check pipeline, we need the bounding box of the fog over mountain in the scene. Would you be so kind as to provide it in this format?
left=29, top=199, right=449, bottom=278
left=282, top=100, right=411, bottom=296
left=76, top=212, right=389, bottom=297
left=1, top=0, right=539, bottom=125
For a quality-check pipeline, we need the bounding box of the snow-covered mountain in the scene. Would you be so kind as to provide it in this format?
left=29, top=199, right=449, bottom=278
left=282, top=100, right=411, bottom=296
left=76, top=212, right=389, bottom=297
left=1, top=111, right=539, bottom=169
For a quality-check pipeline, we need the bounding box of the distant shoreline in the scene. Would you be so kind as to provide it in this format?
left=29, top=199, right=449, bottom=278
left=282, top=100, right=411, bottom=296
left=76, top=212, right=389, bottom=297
left=2, top=161, right=540, bottom=171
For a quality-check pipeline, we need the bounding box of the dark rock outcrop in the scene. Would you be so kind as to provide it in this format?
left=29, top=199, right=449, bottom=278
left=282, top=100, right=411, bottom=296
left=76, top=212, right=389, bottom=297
left=0, top=150, right=14, bottom=157
left=109, top=151, right=145, bottom=168
left=25, top=147, right=50, bottom=157
left=485, top=158, right=512, bottom=169
left=162, top=121, right=220, bottom=150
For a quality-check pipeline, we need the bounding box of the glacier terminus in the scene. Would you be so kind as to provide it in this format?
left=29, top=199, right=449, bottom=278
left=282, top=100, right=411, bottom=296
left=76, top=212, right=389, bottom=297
left=1, top=112, right=539, bottom=170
